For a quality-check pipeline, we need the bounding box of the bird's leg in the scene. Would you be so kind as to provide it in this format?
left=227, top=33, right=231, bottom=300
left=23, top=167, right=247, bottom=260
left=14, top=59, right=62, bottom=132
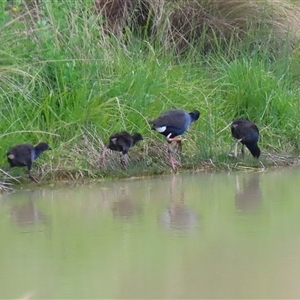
left=166, top=134, right=182, bottom=144
left=166, top=134, right=182, bottom=171
left=167, top=143, right=177, bottom=171
left=241, top=144, right=245, bottom=159
left=234, top=140, right=238, bottom=158
left=234, top=139, right=242, bottom=158
left=28, top=172, right=39, bottom=184
left=27, top=163, right=39, bottom=184
left=167, top=133, right=183, bottom=154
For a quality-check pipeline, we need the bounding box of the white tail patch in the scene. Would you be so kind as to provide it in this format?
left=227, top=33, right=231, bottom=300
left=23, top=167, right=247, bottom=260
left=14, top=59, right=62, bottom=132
left=7, top=154, right=15, bottom=159
left=155, top=126, right=167, bottom=133
left=111, top=138, right=117, bottom=144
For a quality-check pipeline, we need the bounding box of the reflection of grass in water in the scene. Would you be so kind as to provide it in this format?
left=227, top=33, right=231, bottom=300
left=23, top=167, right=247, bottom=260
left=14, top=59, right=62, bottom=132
left=2, top=169, right=300, bottom=297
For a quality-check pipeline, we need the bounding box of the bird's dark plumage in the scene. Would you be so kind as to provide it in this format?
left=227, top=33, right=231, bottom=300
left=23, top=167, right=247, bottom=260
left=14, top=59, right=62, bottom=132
left=149, top=109, right=200, bottom=139
left=231, top=118, right=260, bottom=158
left=102, top=131, right=143, bottom=168
left=108, top=132, right=143, bottom=155
left=7, top=142, right=52, bottom=183
left=149, top=109, right=200, bottom=170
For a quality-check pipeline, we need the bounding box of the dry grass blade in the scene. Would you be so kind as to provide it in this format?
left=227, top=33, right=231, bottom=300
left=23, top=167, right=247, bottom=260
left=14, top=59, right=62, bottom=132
left=93, top=0, right=300, bottom=52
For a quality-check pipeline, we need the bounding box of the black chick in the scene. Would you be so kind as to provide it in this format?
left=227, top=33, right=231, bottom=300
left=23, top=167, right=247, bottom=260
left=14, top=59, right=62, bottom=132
left=7, top=142, right=52, bottom=183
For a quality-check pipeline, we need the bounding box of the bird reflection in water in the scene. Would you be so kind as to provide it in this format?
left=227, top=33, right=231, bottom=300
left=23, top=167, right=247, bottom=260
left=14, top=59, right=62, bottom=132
left=235, top=174, right=262, bottom=212
left=111, top=185, right=143, bottom=220
left=9, top=191, right=47, bottom=230
left=160, top=176, right=198, bottom=231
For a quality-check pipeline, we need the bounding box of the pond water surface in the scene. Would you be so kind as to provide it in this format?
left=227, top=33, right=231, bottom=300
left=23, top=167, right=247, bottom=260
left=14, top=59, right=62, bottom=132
left=1, top=167, right=300, bottom=299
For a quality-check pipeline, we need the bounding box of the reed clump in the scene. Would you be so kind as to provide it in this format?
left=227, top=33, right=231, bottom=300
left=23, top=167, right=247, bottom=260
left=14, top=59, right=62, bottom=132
left=93, top=0, right=300, bottom=52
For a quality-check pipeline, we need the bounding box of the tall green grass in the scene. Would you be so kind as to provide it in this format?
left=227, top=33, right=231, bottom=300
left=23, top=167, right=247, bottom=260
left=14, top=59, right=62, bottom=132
left=0, top=0, right=300, bottom=183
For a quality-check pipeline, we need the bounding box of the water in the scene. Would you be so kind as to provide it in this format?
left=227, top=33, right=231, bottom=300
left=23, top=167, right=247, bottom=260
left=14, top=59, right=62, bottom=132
left=1, top=167, right=300, bottom=299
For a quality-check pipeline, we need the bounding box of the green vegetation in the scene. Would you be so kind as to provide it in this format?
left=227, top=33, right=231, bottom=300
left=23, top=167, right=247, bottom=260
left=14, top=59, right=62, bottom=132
left=0, top=0, right=300, bottom=186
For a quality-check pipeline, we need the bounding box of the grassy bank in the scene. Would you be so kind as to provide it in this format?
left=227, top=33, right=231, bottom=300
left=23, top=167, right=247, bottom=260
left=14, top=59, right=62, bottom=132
left=0, top=0, right=300, bottom=187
